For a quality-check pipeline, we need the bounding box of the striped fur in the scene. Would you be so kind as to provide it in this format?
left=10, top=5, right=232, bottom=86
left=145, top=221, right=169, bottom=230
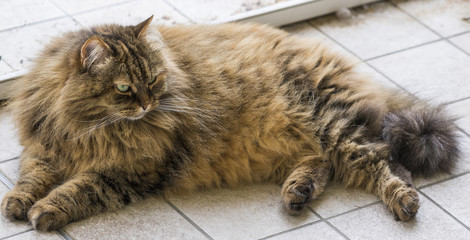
left=1, top=18, right=459, bottom=230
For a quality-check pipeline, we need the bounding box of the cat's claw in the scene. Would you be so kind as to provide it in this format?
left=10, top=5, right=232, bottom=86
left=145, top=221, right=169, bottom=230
left=1, top=191, right=34, bottom=220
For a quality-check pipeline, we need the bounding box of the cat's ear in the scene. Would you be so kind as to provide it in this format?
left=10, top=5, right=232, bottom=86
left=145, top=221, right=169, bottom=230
left=80, top=36, right=111, bottom=69
left=134, top=15, right=154, bottom=38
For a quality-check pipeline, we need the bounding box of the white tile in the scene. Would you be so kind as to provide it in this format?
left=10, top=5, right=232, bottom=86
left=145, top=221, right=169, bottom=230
left=353, top=62, right=398, bottom=89
left=391, top=0, right=470, bottom=37
left=0, top=18, right=81, bottom=71
left=450, top=32, right=470, bottom=55
left=6, top=230, right=63, bottom=240
left=169, top=184, right=319, bottom=240
left=0, top=59, right=15, bottom=76
left=308, top=182, right=379, bottom=219
left=282, top=22, right=359, bottom=63
left=167, top=0, right=245, bottom=23
left=0, top=183, right=32, bottom=239
left=0, top=111, right=23, bottom=161
left=268, top=222, right=344, bottom=240
left=0, top=0, right=64, bottom=31
left=421, top=174, right=470, bottom=228
left=368, top=41, right=470, bottom=104
left=72, top=0, right=189, bottom=27
left=51, top=0, right=129, bottom=15
left=329, top=193, right=470, bottom=240
left=0, top=158, right=20, bottom=185
left=447, top=99, right=470, bottom=135
left=64, top=196, right=207, bottom=240
left=310, top=1, right=439, bottom=60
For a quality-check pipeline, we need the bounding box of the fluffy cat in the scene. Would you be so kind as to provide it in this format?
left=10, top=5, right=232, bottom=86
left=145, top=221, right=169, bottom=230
left=1, top=16, right=459, bottom=231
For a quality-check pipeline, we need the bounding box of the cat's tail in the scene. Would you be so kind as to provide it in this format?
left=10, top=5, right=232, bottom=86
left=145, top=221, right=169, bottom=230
left=381, top=103, right=460, bottom=177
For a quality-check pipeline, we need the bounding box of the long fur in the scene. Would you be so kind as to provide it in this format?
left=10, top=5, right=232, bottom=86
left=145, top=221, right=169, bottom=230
left=0, top=19, right=460, bottom=231
left=382, top=104, right=460, bottom=176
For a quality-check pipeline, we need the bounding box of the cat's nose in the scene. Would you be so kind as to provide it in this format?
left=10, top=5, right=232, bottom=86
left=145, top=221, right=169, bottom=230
left=141, top=103, right=149, bottom=110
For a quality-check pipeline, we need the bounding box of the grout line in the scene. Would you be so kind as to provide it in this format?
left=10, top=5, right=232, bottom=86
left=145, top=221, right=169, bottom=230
left=308, top=207, right=351, bottom=240
left=444, top=30, right=470, bottom=39
left=163, top=198, right=214, bottom=240
left=61, top=0, right=139, bottom=18
left=0, top=15, right=70, bottom=34
left=0, top=229, right=34, bottom=240
left=47, top=0, right=83, bottom=28
left=388, top=1, right=470, bottom=58
left=306, top=21, right=410, bottom=94
left=56, top=229, right=74, bottom=240
left=325, top=201, right=382, bottom=221
left=258, top=220, right=321, bottom=240
left=418, top=171, right=470, bottom=190
left=0, top=156, right=20, bottom=164
left=418, top=189, right=470, bottom=231
left=444, top=96, right=470, bottom=105
left=0, top=170, right=14, bottom=189
left=363, top=38, right=442, bottom=62
left=161, top=0, right=196, bottom=24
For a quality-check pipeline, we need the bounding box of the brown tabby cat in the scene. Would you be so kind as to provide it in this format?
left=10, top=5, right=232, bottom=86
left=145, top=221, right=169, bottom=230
left=1, top=16, right=459, bottom=231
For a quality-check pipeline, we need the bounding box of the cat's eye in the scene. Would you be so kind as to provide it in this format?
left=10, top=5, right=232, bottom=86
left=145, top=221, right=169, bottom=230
left=116, top=84, right=130, bottom=93
left=148, top=76, right=157, bottom=85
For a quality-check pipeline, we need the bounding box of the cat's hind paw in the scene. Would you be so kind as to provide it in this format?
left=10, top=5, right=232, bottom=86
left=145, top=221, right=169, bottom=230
left=390, top=188, right=420, bottom=221
left=1, top=191, right=35, bottom=220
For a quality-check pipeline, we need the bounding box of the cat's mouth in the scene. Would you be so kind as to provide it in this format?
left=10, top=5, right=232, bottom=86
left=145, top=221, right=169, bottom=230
left=126, top=112, right=147, bottom=120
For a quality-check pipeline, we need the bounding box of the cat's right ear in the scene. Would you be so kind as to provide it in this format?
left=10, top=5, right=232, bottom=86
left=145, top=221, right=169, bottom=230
left=80, top=36, right=111, bottom=69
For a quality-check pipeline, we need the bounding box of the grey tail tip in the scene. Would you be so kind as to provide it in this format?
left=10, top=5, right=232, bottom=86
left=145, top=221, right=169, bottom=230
left=382, top=105, right=461, bottom=177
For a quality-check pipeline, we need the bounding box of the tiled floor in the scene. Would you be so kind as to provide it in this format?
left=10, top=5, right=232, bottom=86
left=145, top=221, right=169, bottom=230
left=0, top=0, right=469, bottom=239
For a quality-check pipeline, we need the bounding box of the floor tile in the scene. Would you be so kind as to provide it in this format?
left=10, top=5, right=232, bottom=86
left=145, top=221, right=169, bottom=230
left=449, top=32, right=470, bottom=55
left=308, top=182, right=379, bottom=219
left=0, top=59, right=15, bottom=76
left=353, top=62, right=398, bottom=89
left=5, top=230, right=63, bottom=240
left=168, top=184, right=319, bottom=240
left=72, top=0, right=189, bottom=27
left=267, top=222, right=344, bottom=240
left=0, top=18, right=81, bottom=71
left=282, top=22, right=359, bottom=62
left=447, top=98, right=470, bottom=135
left=368, top=41, right=470, bottom=104
left=329, top=193, right=470, bottom=240
left=413, top=132, right=470, bottom=188
left=0, top=158, right=20, bottom=185
left=0, top=111, right=22, bottom=162
left=421, top=173, right=470, bottom=228
left=391, top=0, right=470, bottom=37
left=0, top=183, right=32, bottom=239
left=51, top=0, right=130, bottom=15
left=64, top=196, right=207, bottom=240
left=166, top=0, right=245, bottom=23
left=309, top=1, right=439, bottom=60
left=0, top=0, right=64, bottom=31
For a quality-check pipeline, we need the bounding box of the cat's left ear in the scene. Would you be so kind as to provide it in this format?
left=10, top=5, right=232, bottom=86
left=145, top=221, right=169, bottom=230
left=134, top=15, right=154, bottom=38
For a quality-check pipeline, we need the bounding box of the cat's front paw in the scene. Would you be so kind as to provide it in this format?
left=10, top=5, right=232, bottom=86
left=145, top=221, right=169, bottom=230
left=390, top=188, right=420, bottom=221
left=1, top=191, right=35, bottom=220
left=282, top=177, right=314, bottom=215
left=28, top=201, right=69, bottom=231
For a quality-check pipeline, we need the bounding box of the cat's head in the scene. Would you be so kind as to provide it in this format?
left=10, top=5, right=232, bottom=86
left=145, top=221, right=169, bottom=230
left=61, top=16, right=171, bottom=122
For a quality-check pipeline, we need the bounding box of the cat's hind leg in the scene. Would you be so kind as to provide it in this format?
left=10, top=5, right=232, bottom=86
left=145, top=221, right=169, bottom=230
left=281, top=156, right=331, bottom=215
left=1, top=153, right=59, bottom=220
left=335, top=141, right=419, bottom=221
